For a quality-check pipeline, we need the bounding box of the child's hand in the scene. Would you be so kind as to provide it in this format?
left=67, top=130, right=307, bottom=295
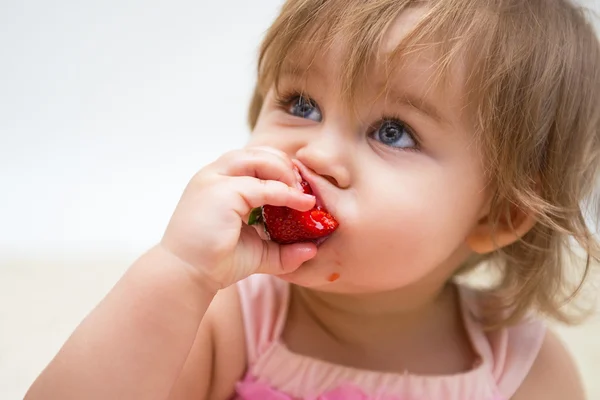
left=160, top=146, right=317, bottom=290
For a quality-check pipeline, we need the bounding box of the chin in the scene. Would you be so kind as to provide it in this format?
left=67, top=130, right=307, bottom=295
left=275, top=260, right=363, bottom=294
left=277, top=272, right=384, bottom=294
left=275, top=254, right=343, bottom=290
left=277, top=255, right=435, bottom=295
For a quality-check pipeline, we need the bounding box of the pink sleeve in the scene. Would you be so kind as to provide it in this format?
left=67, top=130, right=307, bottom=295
left=488, top=317, right=547, bottom=398
left=236, top=274, right=289, bottom=365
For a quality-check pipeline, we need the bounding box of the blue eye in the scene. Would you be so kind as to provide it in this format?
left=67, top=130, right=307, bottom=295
left=287, top=95, right=322, bottom=122
left=371, top=120, right=417, bottom=149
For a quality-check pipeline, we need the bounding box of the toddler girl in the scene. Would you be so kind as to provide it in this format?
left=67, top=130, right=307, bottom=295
left=26, top=0, right=600, bottom=399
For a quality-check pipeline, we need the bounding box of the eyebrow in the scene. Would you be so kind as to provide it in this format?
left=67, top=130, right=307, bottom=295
left=385, top=89, right=446, bottom=125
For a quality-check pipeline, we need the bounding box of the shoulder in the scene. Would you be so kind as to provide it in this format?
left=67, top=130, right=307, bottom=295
left=511, top=329, right=585, bottom=400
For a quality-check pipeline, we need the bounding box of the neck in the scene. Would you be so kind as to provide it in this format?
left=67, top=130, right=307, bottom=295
left=291, top=279, right=461, bottom=348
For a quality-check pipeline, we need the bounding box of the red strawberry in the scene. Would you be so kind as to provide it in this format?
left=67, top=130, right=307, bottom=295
left=248, top=180, right=339, bottom=244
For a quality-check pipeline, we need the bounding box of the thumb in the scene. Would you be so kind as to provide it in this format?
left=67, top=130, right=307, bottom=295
left=256, top=241, right=317, bottom=276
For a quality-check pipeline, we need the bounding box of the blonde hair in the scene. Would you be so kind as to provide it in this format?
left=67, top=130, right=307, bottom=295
left=248, top=0, right=600, bottom=327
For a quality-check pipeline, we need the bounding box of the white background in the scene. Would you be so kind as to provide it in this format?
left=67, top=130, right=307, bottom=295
left=0, top=0, right=284, bottom=259
left=1, top=1, right=599, bottom=399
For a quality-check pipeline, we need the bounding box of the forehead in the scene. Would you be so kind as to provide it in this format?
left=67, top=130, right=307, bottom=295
left=280, top=6, right=431, bottom=77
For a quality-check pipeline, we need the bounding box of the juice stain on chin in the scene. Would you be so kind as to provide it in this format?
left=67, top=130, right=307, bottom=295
left=327, top=273, right=340, bottom=282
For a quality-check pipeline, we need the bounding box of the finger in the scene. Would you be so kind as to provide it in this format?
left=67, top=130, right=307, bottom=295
left=230, top=176, right=315, bottom=218
left=246, top=146, right=300, bottom=179
left=217, top=148, right=301, bottom=190
left=255, top=240, right=317, bottom=275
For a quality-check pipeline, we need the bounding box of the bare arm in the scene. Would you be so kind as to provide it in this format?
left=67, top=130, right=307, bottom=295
left=512, top=329, right=586, bottom=400
left=25, top=245, right=218, bottom=400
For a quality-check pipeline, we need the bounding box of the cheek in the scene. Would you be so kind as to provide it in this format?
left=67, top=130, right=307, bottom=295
left=339, top=167, right=486, bottom=288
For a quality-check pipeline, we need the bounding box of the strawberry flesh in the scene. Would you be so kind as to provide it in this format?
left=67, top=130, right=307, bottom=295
left=249, top=180, right=339, bottom=244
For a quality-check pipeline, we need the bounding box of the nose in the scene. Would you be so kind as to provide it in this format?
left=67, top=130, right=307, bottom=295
left=295, top=136, right=351, bottom=189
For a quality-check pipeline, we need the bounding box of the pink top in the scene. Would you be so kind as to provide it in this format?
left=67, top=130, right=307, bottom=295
left=234, top=274, right=546, bottom=400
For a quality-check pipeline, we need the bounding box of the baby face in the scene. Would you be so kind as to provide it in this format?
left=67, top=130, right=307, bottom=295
left=246, top=7, right=491, bottom=293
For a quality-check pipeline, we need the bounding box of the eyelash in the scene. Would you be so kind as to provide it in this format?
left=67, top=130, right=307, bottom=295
left=274, top=89, right=315, bottom=113
left=273, top=89, right=421, bottom=151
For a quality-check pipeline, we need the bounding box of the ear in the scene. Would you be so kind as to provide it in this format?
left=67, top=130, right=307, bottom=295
left=466, top=201, right=537, bottom=254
